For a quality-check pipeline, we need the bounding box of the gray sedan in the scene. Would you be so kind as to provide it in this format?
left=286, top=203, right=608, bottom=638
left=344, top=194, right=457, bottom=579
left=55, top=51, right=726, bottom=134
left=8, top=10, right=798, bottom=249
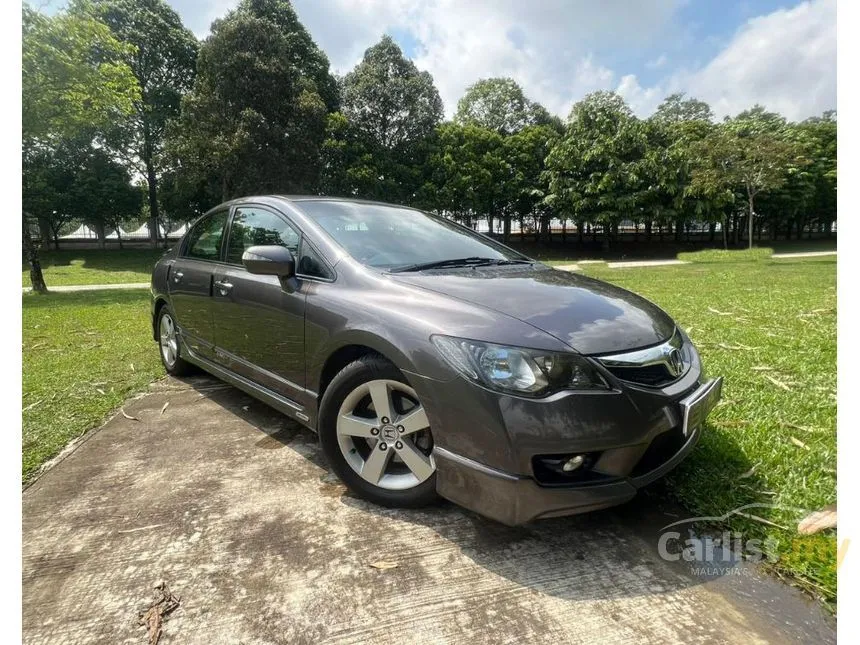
left=151, top=196, right=721, bottom=525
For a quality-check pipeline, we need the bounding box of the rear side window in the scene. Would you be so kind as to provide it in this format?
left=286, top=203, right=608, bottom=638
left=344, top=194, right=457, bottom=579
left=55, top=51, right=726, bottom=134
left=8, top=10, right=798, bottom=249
left=226, top=207, right=300, bottom=265
left=184, top=210, right=228, bottom=261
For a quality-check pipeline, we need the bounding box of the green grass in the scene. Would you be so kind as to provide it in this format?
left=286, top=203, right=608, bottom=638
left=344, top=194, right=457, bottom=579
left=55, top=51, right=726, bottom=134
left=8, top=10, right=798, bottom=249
left=22, top=248, right=167, bottom=287
left=578, top=256, right=837, bottom=607
left=22, top=290, right=160, bottom=481
left=20, top=252, right=837, bottom=606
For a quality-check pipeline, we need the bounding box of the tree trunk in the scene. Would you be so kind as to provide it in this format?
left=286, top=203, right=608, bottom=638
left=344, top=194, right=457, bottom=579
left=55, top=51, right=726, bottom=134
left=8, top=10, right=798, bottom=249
left=645, top=221, right=652, bottom=242
left=22, top=214, right=47, bottom=294
left=487, top=214, right=494, bottom=236
left=747, top=190, right=754, bottom=249
left=709, top=222, right=716, bottom=242
left=143, top=120, right=160, bottom=248
left=116, top=227, right=124, bottom=250
left=92, top=221, right=106, bottom=250
left=722, top=216, right=728, bottom=250
left=503, top=215, right=511, bottom=243
left=37, top=217, right=52, bottom=247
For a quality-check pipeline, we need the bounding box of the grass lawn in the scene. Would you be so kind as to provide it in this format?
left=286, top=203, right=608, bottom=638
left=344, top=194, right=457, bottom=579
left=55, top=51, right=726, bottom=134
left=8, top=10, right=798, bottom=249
left=22, top=248, right=167, bottom=287
left=22, top=290, right=160, bottom=481
left=21, top=251, right=836, bottom=606
left=578, top=252, right=837, bottom=607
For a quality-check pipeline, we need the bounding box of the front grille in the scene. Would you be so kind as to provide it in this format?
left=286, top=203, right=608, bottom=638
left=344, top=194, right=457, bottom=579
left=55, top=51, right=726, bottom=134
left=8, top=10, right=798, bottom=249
left=595, top=329, right=688, bottom=388
left=604, top=363, right=676, bottom=387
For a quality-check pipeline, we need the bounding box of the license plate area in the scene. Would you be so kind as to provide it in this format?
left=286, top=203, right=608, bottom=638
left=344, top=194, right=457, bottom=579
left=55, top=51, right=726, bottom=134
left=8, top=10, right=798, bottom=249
left=680, top=377, right=723, bottom=437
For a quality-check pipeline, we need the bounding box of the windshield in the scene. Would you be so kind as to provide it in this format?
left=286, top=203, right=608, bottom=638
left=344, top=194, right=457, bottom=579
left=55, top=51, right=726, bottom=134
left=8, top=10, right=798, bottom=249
left=296, top=200, right=528, bottom=270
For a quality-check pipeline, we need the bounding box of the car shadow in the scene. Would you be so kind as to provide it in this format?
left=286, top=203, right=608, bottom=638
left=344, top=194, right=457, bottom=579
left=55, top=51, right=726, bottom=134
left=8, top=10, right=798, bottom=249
left=176, top=374, right=788, bottom=606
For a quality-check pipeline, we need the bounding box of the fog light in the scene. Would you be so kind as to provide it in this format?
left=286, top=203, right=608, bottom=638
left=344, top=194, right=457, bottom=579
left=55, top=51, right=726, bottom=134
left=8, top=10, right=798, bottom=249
left=562, top=455, right=585, bottom=472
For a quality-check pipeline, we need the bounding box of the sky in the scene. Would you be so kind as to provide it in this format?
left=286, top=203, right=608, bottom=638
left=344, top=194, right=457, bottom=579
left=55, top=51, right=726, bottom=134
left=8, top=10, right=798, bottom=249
left=41, top=0, right=836, bottom=121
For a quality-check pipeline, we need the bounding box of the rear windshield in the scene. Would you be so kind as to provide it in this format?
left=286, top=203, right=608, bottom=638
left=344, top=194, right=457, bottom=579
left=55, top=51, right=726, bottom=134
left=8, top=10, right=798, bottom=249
left=295, top=200, right=525, bottom=269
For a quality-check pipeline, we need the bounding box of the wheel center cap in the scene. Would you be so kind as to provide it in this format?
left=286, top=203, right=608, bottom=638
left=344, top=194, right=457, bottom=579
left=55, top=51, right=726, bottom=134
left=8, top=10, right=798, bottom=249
left=380, top=424, right=398, bottom=442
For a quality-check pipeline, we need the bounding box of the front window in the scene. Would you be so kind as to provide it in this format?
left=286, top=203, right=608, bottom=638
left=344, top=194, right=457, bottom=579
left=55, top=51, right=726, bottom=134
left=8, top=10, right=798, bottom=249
left=295, top=201, right=527, bottom=270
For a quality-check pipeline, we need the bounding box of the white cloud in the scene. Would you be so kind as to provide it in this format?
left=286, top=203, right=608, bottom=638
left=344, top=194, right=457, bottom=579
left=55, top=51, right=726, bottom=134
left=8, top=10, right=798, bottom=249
left=291, top=0, right=681, bottom=117
left=688, top=0, right=836, bottom=120
left=646, top=54, right=668, bottom=70
left=169, top=0, right=836, bottom=122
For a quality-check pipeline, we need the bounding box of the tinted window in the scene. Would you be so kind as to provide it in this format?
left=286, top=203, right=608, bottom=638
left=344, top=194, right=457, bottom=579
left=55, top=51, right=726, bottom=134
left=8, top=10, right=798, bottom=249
left=295, top=201, right=525, bottom=269
left=227, top=207, right=300, bottom=265
left=185, top=210, right=228, bottom=261
left=298, top=239, right=332, bottom=279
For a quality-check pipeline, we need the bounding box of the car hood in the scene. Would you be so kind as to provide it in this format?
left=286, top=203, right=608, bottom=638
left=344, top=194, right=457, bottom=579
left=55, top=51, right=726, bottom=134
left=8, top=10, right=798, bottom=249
left=389, top=264, right=676, bottom=355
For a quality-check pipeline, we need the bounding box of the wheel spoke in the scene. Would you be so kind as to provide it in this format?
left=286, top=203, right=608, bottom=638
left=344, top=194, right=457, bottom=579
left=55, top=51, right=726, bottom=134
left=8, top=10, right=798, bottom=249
left=368, top=381, right=393, bottom=421
left=395, top=439, right=434, bottom=481
left=397, top=405, right=429, bottom=435
left=338, top=414, right=377, bottom=438
left=361, top=444, right=392, bottom=484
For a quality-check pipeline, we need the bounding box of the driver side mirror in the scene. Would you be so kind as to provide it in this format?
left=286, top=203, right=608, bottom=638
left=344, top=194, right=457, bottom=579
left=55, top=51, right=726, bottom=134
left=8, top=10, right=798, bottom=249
left=242, top=245, right=295, bottom=278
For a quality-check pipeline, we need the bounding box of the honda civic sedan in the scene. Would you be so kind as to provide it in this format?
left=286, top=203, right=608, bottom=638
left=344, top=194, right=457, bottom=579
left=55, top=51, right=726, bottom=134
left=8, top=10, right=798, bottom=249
left=151, top=196, right=722, bottom=525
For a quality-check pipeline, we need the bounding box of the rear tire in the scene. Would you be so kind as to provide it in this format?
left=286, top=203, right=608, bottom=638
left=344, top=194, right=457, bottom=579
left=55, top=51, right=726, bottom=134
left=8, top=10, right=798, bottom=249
left=319, top=356, right=438, bottom=508
left=157, top=306, right=195, bottom=376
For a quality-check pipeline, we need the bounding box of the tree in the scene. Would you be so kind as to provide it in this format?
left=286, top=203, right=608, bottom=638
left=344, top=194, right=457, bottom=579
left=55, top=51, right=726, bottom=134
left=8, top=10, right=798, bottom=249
left=22, top=3, right=139, bottom=292
left=167, top=0, right=337, bottom=203
left=455, top=77, right=557, bottom=135
left=420, top=123, right=509, bottom=232
left=341, top=36, right=442, bottom=151
left=79, top=0, right=198, bottom=246
left=327, top=35, right=443, bottom=203
left=71, top=147, right=143, bottom=248
left=652, top=93, right=714, bottom=124
left=504, top=125, right=560, bottom=241
left=691, top=110, right=808, bottom=248
left=545, top=91, right=648, bottom=249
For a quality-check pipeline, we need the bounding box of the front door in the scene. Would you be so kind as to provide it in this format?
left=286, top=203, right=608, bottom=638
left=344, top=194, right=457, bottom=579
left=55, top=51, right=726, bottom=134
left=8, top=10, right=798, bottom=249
left=211, top=205, right=307, bottom=401
left=169, top=209, right=228, bottom=361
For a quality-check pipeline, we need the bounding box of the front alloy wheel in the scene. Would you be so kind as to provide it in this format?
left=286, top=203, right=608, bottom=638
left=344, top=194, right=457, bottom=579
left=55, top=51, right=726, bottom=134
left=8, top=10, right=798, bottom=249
left=319, top=357, right=438, bottom=508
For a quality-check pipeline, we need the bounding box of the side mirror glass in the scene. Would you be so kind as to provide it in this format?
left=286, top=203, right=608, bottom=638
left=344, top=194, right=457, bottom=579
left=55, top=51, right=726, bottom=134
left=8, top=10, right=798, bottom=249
left=242, top=245, right=295, bottom=278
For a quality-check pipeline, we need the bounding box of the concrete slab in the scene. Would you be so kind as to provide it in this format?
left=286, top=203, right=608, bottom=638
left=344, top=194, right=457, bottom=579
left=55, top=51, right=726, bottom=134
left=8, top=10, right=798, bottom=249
left=607, top=260, right=690, bottom=269
left=22, top=283, right=150, bottom=293
left=23, top=376, right=835, bottom=644
left=771, top=251, right=837, bottom=259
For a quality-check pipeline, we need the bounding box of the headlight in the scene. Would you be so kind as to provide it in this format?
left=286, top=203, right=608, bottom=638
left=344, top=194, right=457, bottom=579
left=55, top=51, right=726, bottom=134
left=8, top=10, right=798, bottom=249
left=431, top=335, right=609, bottom=397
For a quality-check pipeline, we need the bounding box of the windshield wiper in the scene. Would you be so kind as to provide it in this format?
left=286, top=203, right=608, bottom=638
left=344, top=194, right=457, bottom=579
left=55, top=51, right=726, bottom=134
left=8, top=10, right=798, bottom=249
left=389, top=257, right=532, bottom=273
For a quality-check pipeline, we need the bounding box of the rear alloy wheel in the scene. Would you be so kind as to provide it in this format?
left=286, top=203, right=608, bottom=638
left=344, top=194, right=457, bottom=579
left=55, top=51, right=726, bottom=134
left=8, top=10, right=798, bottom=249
left=157, top=307, right=195, bottom=376
left=319, top=357, right=438, bottom=507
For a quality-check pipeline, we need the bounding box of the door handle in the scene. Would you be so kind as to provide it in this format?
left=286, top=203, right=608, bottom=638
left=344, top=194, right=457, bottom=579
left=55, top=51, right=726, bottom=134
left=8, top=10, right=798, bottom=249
left=173, top=271, right=184, bottom=283
left=214, top=280, right=233, bottom=295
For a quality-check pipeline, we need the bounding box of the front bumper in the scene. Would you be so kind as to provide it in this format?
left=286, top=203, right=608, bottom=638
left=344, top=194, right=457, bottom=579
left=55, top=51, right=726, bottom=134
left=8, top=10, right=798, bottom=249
left=409, top=358, right=721, bottom=526
left=433, top=418, right=706, bottom=526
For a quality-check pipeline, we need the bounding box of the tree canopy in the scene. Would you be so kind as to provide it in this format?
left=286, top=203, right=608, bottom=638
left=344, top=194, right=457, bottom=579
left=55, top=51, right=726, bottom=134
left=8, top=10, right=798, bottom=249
left=22, top=0, right=838, bottom=293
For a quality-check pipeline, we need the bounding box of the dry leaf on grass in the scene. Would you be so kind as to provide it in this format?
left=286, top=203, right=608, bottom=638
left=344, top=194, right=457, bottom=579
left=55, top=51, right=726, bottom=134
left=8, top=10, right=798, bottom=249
left=737, top=463, right=759, bottom=480
left=790, top=437, right=809, bottom=450
left=138, top=582, right=181, bottom=645
left=96, top=388, right=106, bottom=395
left=23, top=399, right=43, bottom=412
left=735, top=512, right=789, bottom=531
left=130, top=363, right=135, bottom=372
left=120, top=408, right=140, bottom=422
left=786, top=422, right=817, bottom=433
left=751, top=366, right=774, bottom=371
left=764, top=375, right=792, bottom=391
left=707, top=306, right=734, bottom=316
left=798, top=505, right=837, bottom=535
left=369, top=561, right=399, bottom=570
left=160, top=402, right=169, bottom=415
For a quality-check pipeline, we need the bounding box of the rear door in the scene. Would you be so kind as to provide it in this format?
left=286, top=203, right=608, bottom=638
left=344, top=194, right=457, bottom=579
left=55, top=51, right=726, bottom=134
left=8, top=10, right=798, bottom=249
left=168, top=208, right=229, bottom=361
left=210, top=205, right=307, bottom=400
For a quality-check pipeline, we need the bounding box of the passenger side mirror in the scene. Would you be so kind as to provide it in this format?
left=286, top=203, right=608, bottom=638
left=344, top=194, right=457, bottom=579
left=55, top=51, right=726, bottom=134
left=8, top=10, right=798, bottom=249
left=242, top=245, right=295, bottom=278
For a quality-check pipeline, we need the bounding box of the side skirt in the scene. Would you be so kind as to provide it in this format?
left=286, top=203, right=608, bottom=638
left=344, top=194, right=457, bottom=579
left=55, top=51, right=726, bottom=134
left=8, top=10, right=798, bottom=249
left=184, top=347, right=317, bottom=432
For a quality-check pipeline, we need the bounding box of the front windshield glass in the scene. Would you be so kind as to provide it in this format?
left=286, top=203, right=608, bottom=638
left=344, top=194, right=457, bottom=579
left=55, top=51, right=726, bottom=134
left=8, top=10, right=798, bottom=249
left=296, top=200, right=528, bottom=270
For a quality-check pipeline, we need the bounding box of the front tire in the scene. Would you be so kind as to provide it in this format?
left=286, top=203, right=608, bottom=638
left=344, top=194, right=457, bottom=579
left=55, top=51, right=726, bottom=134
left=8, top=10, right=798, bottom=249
left=157, top=306, right=195, bottom=376
left=319, top=356, right=438, bottom=508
